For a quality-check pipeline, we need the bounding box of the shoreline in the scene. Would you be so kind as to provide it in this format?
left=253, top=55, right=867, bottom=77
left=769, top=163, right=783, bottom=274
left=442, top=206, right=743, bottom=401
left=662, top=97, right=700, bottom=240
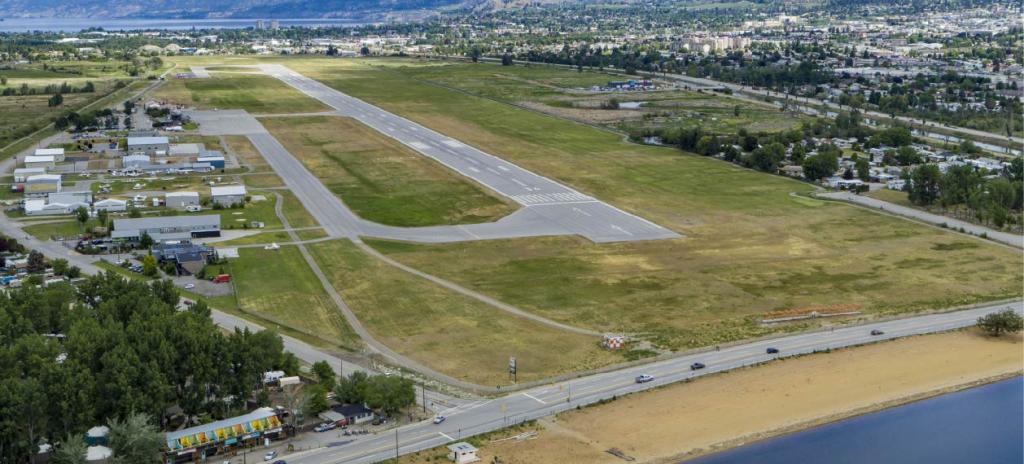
left=392, top=329, right=1023, bottom=464
left=670, top=371, right=1023, bottom=463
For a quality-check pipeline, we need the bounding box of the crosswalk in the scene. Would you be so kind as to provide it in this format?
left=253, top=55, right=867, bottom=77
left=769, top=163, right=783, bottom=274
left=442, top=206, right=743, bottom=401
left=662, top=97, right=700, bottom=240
left=512, top=192, right=595, bottom=205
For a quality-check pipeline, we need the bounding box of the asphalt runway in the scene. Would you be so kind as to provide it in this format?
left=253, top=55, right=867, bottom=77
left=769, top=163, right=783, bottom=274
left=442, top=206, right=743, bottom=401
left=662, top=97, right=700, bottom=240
left=257, top=64, right=679, bottom=243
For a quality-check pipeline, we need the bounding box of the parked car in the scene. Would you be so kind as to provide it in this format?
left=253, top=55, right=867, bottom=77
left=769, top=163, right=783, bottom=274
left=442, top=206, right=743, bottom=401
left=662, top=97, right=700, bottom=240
left=766, top=347, right=779, bottom=354
left=273, top=461, right=287, bottom=464
left=263, top=450, right=277, bottom=461
left=635, top=374, right=655, bottom=384
left=314, top=422, right=336, bottom=432
left=870, top=329, right=884, bottom=336
left=432, top=415, right=446, bottom=425
left=184, top=283, right=195, bottom=290
left=690, top=362, right=706, bottom=371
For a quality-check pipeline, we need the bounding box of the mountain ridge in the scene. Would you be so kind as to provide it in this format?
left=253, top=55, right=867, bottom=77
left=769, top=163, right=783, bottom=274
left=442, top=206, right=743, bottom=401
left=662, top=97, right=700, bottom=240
left=0, top=0, right=470, bottom=19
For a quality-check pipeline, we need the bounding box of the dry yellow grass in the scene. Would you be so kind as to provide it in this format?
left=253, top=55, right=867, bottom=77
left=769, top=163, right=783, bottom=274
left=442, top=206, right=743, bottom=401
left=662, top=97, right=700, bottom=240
left=397, top=329, right=1023, bottom=464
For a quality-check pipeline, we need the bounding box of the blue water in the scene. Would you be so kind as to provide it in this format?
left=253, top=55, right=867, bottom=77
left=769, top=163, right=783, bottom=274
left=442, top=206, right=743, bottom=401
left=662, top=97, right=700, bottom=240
left=0, top=18, right=365, bottom=33
left=687, top=377, right=1024, bottom=464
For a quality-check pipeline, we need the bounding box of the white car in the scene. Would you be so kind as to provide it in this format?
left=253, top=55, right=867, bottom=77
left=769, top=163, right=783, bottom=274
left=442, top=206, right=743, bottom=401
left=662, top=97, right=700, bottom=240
left=432, top=415, right=446, bottom=425
left=264, top=450, right=277, bottom=461
left=184, top=283, right=195, bottom=290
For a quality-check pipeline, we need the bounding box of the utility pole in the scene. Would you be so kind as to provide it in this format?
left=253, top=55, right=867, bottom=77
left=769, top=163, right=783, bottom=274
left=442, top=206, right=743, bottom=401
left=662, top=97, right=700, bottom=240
left=394, top=428, right=399, bottom=459
left=421, top=382, right=426, bottom=414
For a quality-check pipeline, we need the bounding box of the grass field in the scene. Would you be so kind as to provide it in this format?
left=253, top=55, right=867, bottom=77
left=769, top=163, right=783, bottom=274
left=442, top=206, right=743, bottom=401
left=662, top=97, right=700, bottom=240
left=308, top=239, right=619, bottom=385
left=160, top=56, right=1021, bottom=361
left=226, top=245, right=360, bottom=348
left=23, top=219, right=101, bottom=239
left=354, top=59, right=804, bottom=134
left=267, top=58, right=1021, bottom=351
left=152, top=73, right=328, bottom=114
left=261, top=116, right=516, bottom=227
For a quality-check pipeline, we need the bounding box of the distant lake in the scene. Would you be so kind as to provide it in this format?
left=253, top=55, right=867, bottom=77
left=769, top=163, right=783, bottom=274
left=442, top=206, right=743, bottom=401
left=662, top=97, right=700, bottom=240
left=687, top=376, right=1024, bottom=464
left=0, top=18, right=366, bottom=33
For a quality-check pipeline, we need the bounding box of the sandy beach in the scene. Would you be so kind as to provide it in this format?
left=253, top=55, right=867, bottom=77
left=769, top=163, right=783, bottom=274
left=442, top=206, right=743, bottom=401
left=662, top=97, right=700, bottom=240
left=397, top=329, right=1023, bottom=464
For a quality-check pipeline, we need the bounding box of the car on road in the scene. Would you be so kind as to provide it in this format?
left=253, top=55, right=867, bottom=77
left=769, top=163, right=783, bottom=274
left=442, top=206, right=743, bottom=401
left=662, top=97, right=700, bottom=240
left=690, top=362, right=706, bottom=370
left=314, top=422, right=336, bottom=432
left=273, top=461, right=287, bottom=464
left=766, top=347, right=779, bottom=354
left=870, top=329, right=884, bottom=336
left=263, top=451, right=277, bottom=461
left=635, top=374, right=655, bottom=383
left=184, top=283, right=195, bottom=290
left=432, top=415, right=446, bottom=424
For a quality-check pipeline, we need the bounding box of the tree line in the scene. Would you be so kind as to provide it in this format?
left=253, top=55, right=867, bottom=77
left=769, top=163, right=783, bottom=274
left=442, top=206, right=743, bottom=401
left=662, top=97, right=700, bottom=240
left=0, top=272, right=299, bottom=462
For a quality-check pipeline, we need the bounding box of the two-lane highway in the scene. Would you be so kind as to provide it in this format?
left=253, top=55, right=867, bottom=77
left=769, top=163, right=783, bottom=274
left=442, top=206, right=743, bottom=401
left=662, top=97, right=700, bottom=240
left=286, top=300, right=1021, bottom=464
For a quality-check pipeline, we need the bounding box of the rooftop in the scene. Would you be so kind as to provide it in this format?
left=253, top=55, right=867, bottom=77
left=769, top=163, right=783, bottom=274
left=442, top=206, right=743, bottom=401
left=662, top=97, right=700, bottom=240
left=113, top=214, right=220, bottom=231
left=211, top=185, right=246, bottom=196
left=127, top=136, right=170, bottom=146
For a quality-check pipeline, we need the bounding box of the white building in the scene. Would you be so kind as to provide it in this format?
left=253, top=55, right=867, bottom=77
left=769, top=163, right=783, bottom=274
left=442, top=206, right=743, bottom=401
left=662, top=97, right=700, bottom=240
left=13, top=168, right=45, bottom=182
left=24, top=155, right=56, bottom=169
left=94, top=198, right=127, bottom=212
left=24, top=174, right=62, bottom=196
left=34, top=148, right=65, bottom=162
left=165, top=191, right=200, bottom=209
left=123, top=154, right=151, bottom=167
left=168, top=143, right=202, bottom=157
left=126, top=136, right=170, bottom=156
left=210, top=185, right=246, bottom=207
left=447, top=443, right=480, bottom=464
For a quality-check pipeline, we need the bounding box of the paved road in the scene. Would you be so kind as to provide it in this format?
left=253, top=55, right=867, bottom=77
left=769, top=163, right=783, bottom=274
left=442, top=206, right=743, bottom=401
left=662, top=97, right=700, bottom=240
left=256, top=64, right=679, bottom=243
left=285, top=300, right=1022, bottom=464
left=820, top=191, right=1023, bottom=249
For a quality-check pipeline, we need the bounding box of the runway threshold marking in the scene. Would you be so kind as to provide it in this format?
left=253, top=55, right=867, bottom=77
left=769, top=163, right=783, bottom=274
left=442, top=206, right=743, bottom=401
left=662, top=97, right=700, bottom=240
left=610, top=225, right=634, bottom=236
left=523, top=392, right=547, bottom=404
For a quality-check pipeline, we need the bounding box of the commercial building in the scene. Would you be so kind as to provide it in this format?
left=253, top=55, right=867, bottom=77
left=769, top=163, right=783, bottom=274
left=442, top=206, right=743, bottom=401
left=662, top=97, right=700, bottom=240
left=24, top=155, right=56, bottom=169
left=24, top=174, right=61, bottom=196
left=168, top=143, right=202, bottom=157
left=152, top=242, right=213, bottom=275
left=123, top=154, right=151, bottom=167
left=34, top=147, right=65, bottom=161
left=165, top=191, right=201, bottom=209
left=23, top=198, right=85, bottom=216
left=164, top=407, right=285, bottom=463
left=210, top=185, right=246, bottom=207
left=13, top=168, right=45, bottom=182
left=126, top=136, right=170, bottom=156
left=94, top=198, right=127, bottom=212
left=196, top=153, right=225, bottom=169
left=111, top=215, right=220, bottom=242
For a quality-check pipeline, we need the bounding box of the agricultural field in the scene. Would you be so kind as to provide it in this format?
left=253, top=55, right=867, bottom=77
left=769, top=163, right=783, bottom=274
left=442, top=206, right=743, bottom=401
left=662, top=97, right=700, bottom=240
left=151, top=72, right=329, bottom=114
left=0, top=60, right=150, bottom=153
left=308, top=239, right=619, bottom=385
left=261, top=115, right=516, bottom=227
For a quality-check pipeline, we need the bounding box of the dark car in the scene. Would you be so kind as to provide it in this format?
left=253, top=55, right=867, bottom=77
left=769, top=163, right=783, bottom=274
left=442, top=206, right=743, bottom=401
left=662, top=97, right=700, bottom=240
left=870, top=329, right=884, bottom=336
left=273, top=461, right=287, bottom=464
left=690, top=362, right=706, bottom=370
left=766, top=347, right=780, bottom=354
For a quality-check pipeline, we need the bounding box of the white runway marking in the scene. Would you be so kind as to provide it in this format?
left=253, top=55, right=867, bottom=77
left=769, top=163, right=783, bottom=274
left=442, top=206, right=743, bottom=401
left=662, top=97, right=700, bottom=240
left=468, top=167, right=480, bottom=173
left=522, top=392, right=547, bottom=404
left=410, top=142, right=430, bottom=150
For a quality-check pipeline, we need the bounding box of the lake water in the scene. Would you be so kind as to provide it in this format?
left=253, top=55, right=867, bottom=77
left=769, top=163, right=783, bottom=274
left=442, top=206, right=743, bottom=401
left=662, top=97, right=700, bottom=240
left=0, top=18, right=365, bottom=33
left=686, top=376, right=1023, bottom=464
